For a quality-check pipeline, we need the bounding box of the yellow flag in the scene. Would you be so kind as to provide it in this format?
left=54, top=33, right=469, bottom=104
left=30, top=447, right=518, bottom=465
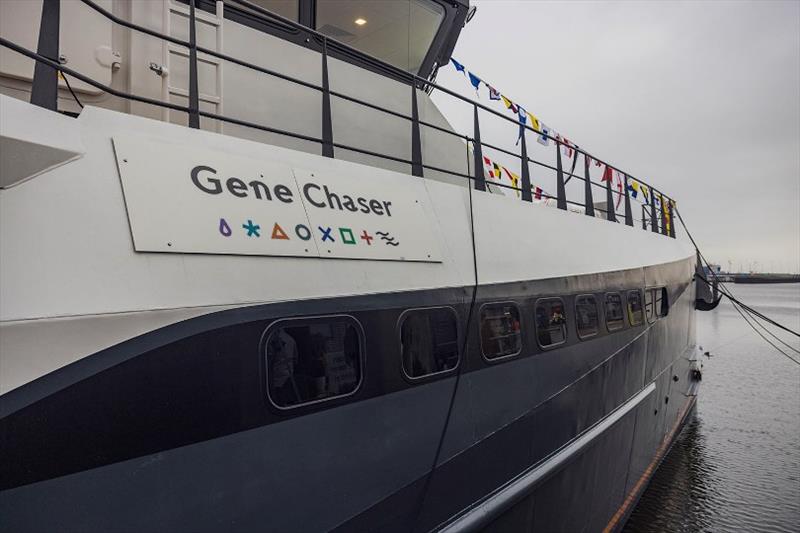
left=501, top=95, right=513, bottom=110
left=527, top=112, right=541, bottom=131
left=503, top=167, right=521, bottom=198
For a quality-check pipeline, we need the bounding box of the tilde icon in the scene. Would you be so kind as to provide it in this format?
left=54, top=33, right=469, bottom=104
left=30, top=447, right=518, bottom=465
left=376, top=231, right=399, bottom=246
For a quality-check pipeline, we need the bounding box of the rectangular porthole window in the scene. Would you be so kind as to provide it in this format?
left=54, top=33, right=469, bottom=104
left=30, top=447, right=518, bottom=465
left=400, top=307, right=459, bottom=378
left=480, top=303, right=522, bottom=359
left=575, top=295, right=599, bottom=339
left=627, top=290, right=644, bottom=326
left=605, top=293, right=625, bottom=331
left=265, top=316, right=362, bottom=408
left=645, top=289, right=656, bottom=323
left=656, top=287, right=669, bottom=318
left=535, top=298, right=567, bottom=348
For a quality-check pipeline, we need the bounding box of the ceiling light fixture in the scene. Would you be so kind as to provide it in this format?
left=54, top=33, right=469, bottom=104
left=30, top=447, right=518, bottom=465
left=354, top=18, right=367, bottom=26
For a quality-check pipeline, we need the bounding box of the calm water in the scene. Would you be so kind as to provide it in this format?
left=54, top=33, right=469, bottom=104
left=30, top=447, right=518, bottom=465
left=624, top=283, right=800, bottom=533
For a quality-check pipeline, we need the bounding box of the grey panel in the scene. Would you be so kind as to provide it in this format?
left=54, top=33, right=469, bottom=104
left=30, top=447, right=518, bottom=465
left=0, top=379, right=454, bottom=532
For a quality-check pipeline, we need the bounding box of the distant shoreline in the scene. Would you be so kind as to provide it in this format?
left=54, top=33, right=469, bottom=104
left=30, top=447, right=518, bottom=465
left=731, top=274, right=800, bottom=284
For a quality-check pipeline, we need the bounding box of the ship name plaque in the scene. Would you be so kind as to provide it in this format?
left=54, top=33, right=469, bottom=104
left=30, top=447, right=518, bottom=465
left=113, top=136, right=443, bottom=263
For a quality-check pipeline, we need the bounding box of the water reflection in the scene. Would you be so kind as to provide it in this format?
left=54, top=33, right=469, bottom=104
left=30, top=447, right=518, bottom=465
left=624, top=284, right=800, bottom=533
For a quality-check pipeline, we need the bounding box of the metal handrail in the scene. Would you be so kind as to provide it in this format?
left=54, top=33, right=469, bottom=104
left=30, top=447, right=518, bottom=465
left=78, top=0, right=664, bottom=194
left=3, top=0, right=677, bottom=238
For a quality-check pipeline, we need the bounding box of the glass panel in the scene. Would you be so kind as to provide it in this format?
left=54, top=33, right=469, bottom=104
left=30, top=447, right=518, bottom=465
left=247, top=0, right=299, bottom=21
left=535, top=298, right=567, bottom=348
left=400, top=308, right=459, bottom=378
left=575, top=295, right=599, bottom=339
left=656, top=287, right=669, bottom=317
left=316, top=0, right=445, bottom=73
left=480, top=303, right=522, bottom=359
left=605, top=293, right=625, bottom=331
left=645, top=289, right=656, bottom=323
left=627, top=290, right=644, bottom=326
left=266, top=317, right=361, bottom=407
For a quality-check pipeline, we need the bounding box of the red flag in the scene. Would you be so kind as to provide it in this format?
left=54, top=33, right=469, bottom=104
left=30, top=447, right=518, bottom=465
left=602, top=165, right=613, bottom=183
left=534, top=186, right=542, bottom=200
left=562, top=138, right=574, bottom=158
left=483, top=156, right=497, bottom=178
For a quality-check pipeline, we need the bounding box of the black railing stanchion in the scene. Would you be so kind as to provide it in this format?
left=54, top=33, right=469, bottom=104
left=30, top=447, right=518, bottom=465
left=9, top=0, right=683, bottom=221
left=583, top=152, right=594, bottom=217
left=623, top=174, right=634, bottom=226
left=321, top=37, right=334, bottom=158
left=187, top=0, right=200, bottom=128
left=650, top=192, right=658, bottom=233
left=556, top=142, right=567, bottom=210
left=605, top=167, right=617, bottom=222
left=519, top=132, right=532, bottom=202
left=472, top=104, right=486, bottom=192
left=30, top=0, right=60, bottom=111
left=410, top=81, right=423, bottom=176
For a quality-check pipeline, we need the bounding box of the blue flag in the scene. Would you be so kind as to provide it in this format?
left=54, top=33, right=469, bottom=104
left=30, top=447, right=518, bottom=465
left=451, top=58, right=466, bottom=75
left=468, top=71, right=482, bottom=94
left=516, top=107, right=527, bottom=145
left=537, top=123, right=551, bottom=146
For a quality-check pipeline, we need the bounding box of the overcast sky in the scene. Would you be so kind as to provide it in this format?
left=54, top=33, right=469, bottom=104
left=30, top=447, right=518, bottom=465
left=432, top=0, right=800, bottom=274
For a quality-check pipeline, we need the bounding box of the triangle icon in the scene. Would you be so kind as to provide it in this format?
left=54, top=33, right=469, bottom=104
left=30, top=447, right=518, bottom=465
left=271, top=223, right=290, bottom=240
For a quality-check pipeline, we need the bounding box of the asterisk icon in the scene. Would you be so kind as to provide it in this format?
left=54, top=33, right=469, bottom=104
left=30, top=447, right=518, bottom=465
left=243, top=219, right=261, bottom=237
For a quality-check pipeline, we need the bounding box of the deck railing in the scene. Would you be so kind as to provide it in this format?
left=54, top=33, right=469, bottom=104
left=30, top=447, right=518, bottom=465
left=0, top=0, right=677, bottom=238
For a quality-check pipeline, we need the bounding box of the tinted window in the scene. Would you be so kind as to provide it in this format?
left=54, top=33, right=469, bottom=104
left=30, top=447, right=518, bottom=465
left=317, top=0, right=445, bottom=74
left=400, top=308, right=459, bottom=378
left=645, top=289, right=656, bottom=323
left=535, top=298, right=567, bottom=348
left=627, top=290, right=644, bottom=326
left=247, top=0, right=299, bottom=21
left=575, top=295, right=599, bottom=339
left=605, top=293, right=625, bottom=331
left=266, top=317, right=361, bottom=408
left=656, top=287, right=669, bottom=317
left=480, top=303, right=522, bottom=359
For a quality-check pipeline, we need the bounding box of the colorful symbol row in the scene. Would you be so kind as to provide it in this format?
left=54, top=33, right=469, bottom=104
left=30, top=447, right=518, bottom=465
left=218, top=218, right=400, bottom=246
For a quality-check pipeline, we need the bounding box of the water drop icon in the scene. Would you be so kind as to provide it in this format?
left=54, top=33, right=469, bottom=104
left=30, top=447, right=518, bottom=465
left=219, top=218, right=232, bottom=237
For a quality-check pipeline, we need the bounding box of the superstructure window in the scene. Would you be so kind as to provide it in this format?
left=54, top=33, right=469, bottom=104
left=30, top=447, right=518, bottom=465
left=605, top=293, right=625, bottom=331
left=575, top=295, right=599, bottom=339
left=244, top=0, right=299, bottom=21
left=480, top=303, right=522, bottom=359
left=535, top=298, right=567, bottom=348
left=645, top=289, right=655, bottom=323
left=316, top=0, right=445, bottom=74
left=656, top=287, right=669, bottom=318
left=400, top=307, right=459, bottom=378
left=627, top=290, right=644, bottom=326
left=265, top=316, right=362, bottom=408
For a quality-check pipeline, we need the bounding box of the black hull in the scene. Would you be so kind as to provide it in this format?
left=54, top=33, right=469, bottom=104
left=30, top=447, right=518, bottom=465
left=0, top=256, right=697, bottom=532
